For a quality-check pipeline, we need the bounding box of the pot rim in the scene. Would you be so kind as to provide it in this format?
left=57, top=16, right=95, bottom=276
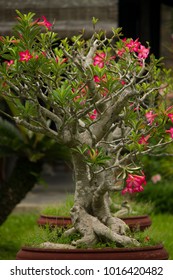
left=39, top=214, right=150, bottom=220
left=20, top=244, right=164, bottom=253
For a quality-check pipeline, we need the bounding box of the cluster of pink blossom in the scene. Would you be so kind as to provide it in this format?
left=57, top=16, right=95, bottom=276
left=117, top=38, right=150, bottom=60
left=138, top=134, right=150, bottom=145
left=145, top=109, right=173, bottom=139
left=122, top=173, right=146, bottom=195
left=4, top=16, right=52, bottom=63
left=166, top=107, right=173, bottom=138
left=145, top=111, right=157, bottom=125
left=93, top=52, right=106, bottom=68
left=89, top=109, right=98, bottom=120
left=36, top=16, right=52, bottom=30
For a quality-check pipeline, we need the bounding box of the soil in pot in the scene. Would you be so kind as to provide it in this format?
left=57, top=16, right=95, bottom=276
left=37, top=214, right=152, bottom=231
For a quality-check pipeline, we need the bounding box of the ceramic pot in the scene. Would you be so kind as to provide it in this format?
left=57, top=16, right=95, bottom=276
left=16, top=244, right=168, bottom=260
left=37, top=215, right=152, bottom=231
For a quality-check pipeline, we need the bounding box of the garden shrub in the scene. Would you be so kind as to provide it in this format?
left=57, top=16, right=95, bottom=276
left=141, top=144, right=173, bottom=180
left=135, top=180, right=173, bottom=214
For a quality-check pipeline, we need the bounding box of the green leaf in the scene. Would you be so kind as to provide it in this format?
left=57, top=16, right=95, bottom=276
left=0, top=117, right=25, bottom=155
left=52, top=82, right=73, bottom=105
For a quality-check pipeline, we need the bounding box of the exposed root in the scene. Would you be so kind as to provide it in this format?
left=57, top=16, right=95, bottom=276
left=105, top=216, right=129, bottom=235
left=40, top=242, right=76, bottom=249
left=69, top=204, right=140, bottom=248
left=93, top=221, right=139, bottom=247
left=63, top=227, right=76, bottom=237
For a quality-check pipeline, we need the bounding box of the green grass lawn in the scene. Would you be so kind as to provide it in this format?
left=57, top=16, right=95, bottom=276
left=0, top=212, right=38, bottom=260
left=148, top=214, right=173, bottom=260
left=0, top=212, right=173, bottom=260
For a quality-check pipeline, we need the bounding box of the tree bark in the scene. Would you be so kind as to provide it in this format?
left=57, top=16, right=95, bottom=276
left=0, top=157, right=42, bottom=225
left=65, top=152, right=139, bottom=248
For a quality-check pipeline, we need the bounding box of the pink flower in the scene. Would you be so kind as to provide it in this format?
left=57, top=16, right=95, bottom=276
left=94, top=74, right=107, bottom=83
left=117, top=48, right=126, bottom=57
left=122, top=173, right=146, bottom=195
left=93, top=75, right=108, bottom=97
left=126, top=38, right=140, bottom=52
left=5, top=60, right=14, bottom=67
left=137, top=45, right=149, bottom=59
left=41, top=51, right=47, bottom=57
left=138, top=134, right=150, bottom=145
left=145, top=111, right=157, bottom=125
left=166, top=127, right=173, bottom=138
left=122, top=187, right=133, bottom=195
left=19, top=50, right=33, bottom=62
left=94, top=76, right=100, bottom=83
left=120, top=80, right=126, bottom=85
left=167, top=113, right=173, bottom=123
left=89, top=109, right=98, bottom=120
left=37, top=16, right=52, bottom=30
left=151, top=174, right=161, bottom=184
left=130, top=103, right=140, bottom=111
left=126, top=173, right=146, bottom=188
left=93, top=52, right=106, bottom=68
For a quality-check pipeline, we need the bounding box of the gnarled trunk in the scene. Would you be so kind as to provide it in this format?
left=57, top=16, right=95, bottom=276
left=65, top=152, right=139, bottom=247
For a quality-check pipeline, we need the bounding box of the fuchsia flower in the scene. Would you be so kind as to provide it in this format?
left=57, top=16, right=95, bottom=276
left=167, top=113, right=173, bottom=123
left=120, top=80, right=126, bottom=85
left=129, top=102, right=140, bottom=111
left=89, top=109, right=98, bottom=120
left=5, top=60, right=14, bottom=67
left=117, top=38, right=149, bottom=60
left=145, top=111, right=157, bottom=125
left=137, top=45, right=150, bottom=59
left=94, top=76, right=101, bottom=83
left=138, top=134, right=150, bottom=145
left=122, top=173, right=146, bottom=195
left=93, top=52, right=106, bottom=68
left=93, top=75, right=108, bottom=97
left=126, top=38, right=140, bottom=52
left=151, top=174, right=161, bottom=184
left=166, top=127, right=173, bottom=138
left=117, top=48, right=126, bottom=57
left=37, top=16, right=52, bottom=30
left=94, top=74, right=107, bottom=83
left=19, top=50, right=33, bottom=61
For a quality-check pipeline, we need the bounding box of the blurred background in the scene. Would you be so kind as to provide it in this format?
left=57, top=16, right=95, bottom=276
left=0, top=0, right=173, bottom=64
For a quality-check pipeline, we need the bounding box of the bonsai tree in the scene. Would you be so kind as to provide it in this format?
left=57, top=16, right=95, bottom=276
left=0, top=11, right=173, bottom=247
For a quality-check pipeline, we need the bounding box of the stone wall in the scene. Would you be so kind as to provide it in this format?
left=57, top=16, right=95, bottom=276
left=160, top=4, right=173, bottom=68
left=1, top=1, right=173, bottom=67
left=0, top=0, right=118, bottom=37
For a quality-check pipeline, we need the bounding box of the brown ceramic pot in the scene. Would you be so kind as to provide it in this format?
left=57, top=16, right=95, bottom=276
left=37, top=215, right=152, bottom=231
left=16, top=244, right=168, bottom=260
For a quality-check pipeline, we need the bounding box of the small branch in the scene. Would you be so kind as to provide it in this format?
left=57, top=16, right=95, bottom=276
left=84, top=39, right=98, bottom=68
left=14, top=117, right=59, bottom=140
left=40, top=106, right=62, bottom=127
left=140, top=86, right=161, bottom=102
